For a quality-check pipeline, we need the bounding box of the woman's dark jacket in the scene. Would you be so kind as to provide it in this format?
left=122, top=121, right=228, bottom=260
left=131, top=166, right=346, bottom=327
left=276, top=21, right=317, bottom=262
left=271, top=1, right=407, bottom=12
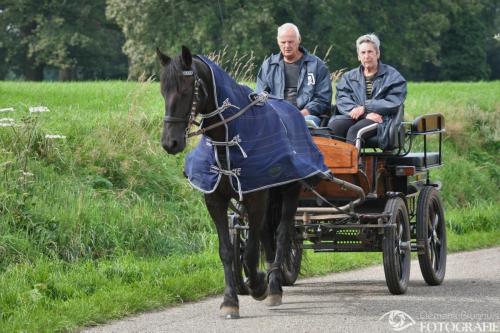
left=335, top=62, right=407, bottom=149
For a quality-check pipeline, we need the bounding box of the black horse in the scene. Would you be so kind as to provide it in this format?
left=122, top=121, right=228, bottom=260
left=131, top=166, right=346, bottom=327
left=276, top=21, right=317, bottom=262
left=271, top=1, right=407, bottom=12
left=157, top=46, right=309, bottom=319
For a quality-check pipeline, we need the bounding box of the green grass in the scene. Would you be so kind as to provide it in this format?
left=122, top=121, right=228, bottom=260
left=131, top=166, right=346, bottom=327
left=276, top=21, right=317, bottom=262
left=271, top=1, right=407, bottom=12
left=0, top=80, right=499, bottom=332
left=0, top=232, right=498, bottom=332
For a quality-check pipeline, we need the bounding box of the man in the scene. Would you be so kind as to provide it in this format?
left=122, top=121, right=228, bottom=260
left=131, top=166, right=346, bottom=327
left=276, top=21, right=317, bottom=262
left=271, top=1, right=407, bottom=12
left=256, top=23, right=332, bottom=126
left=328, top=33, right=406, bottom=149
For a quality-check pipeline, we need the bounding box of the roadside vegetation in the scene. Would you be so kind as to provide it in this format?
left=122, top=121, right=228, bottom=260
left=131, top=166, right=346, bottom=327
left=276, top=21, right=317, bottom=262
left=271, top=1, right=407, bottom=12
left=0, top=81, right=498, bottom=332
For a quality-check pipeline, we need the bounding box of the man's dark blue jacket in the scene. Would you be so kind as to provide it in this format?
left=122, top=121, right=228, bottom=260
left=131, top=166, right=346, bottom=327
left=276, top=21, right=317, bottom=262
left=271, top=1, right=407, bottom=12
left=256, top=46, right=332, bottom=117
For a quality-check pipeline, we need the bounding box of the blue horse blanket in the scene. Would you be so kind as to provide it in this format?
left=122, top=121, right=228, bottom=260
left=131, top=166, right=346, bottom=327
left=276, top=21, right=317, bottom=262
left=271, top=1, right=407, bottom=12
left=184, top=56, right=329, bottom=196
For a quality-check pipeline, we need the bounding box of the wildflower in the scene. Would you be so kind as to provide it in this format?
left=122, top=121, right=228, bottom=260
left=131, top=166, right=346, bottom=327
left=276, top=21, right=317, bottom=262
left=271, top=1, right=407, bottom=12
left=0, top=107, right=14, bottom=113
left=0, top=118, right=15, bottom=127
left=29, top=106, right=50, bottom=113
left=45, top=134, right=66, bottom=139
left=21, top=171, right=34, bottom=177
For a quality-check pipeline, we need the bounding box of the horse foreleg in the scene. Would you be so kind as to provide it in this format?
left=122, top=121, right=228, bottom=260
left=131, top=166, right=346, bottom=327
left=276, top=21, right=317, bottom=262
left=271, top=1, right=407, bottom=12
left=204, top=194, right=239, bottom=319
left=243, top=192, right=269, bottom=301
left=267, top=183, right=301, bottom=306
left=260, top=193, right=279, bottom=271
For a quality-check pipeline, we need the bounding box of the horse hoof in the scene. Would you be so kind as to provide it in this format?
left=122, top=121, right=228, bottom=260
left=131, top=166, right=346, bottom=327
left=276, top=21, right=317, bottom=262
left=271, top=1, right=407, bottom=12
left=220, top=306, right=240, bottom=319
left=251, top=284, right=269, bottom=301
left=266, top=293, right=282, bottom=307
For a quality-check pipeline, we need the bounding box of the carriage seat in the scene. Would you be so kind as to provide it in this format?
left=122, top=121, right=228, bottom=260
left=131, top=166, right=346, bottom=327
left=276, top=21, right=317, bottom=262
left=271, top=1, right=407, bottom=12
left=387, top=152, right=441, bottom=169
left=387, top=113, right=445, bottom=170
left=362, top=104, right=405, bottom=151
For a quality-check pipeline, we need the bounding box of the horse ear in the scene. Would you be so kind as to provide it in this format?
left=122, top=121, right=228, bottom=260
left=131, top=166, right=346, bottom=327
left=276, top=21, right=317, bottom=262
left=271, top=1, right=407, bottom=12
left=181, top=45, right=192, bottom=68
left=156, top=47, right=171, bottom=66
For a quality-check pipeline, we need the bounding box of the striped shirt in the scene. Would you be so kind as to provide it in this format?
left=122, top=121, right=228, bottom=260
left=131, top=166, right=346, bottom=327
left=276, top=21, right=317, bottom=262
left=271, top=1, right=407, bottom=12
left=365, top=74, right=375, bottom=99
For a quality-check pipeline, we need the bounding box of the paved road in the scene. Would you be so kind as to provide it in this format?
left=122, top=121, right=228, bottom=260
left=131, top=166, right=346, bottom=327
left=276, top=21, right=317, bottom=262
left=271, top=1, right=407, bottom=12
left=82, top=248, right=500, bottom=333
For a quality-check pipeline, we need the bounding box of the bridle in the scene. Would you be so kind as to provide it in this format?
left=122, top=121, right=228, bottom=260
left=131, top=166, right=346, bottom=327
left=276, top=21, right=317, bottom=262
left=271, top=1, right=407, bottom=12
left=162, top=62, right=267, bottom=139
left=163, top=69, right=205, bottom=131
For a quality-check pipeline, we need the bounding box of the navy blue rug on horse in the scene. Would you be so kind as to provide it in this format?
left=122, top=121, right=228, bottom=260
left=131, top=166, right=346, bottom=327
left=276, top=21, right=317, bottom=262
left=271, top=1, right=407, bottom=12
left=184, top=56, right=329, bottom=197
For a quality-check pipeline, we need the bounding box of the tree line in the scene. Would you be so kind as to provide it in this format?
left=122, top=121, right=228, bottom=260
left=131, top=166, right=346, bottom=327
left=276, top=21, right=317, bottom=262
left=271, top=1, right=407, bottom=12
left=0, top=0, right=498, bottom=82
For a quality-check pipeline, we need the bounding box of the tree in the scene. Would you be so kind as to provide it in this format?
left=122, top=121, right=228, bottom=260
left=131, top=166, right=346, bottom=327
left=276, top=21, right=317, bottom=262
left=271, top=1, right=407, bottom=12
left=0, top=0, right=127, bottom=80
left=106, top=0, right=278, bottom=80
left=0, top=0, right=45, bottom=80
left=439, top=1, right=492, bottom=81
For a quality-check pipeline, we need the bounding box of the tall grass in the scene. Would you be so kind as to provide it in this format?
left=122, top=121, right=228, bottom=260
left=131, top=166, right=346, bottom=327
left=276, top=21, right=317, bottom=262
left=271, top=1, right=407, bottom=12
left=0, top=81, right=213, bottom=269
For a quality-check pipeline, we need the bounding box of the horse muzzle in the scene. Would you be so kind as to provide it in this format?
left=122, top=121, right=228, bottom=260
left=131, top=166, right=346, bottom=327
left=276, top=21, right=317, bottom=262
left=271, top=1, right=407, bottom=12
left=161, top=136, right=186, bottom=154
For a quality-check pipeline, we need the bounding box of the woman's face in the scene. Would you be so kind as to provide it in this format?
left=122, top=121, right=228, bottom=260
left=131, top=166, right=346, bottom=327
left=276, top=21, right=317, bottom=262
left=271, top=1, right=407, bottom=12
left=357, top=42, right=379, bottom=70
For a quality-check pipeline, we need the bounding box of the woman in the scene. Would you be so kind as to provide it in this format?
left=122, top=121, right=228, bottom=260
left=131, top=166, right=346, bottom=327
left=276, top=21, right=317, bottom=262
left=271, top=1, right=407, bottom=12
left=328, top=34, right=407, bottom=149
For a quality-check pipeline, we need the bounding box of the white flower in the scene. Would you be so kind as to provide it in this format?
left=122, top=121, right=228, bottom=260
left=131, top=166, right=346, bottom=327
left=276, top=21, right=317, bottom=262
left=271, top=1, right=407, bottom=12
left=45, top=134, right=66, bottom=139
left=0, top=107, right=15, bottom=113
left=0, top=118, right=15, bottom=127
left=29, top=106, right=50, bottom=113
left=21, top=171, right=34, bottom=177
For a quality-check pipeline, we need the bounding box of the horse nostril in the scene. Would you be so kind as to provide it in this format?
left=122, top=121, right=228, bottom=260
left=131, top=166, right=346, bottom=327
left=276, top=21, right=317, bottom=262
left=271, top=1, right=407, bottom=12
left=171, top=140, right=178, bottom=149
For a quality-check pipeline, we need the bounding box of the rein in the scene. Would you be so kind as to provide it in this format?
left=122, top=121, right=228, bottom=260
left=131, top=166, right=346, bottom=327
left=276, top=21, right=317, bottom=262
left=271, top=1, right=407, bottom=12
left=163, top=66, right=267, bottom=139
left=187, top=94, right=266, bottom=138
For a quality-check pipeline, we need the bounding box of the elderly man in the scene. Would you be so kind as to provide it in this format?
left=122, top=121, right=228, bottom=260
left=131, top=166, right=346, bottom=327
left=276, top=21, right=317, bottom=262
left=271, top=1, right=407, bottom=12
left=256, top=23, right=332, bottom=126
left=328, top=33, right=406, bottom=149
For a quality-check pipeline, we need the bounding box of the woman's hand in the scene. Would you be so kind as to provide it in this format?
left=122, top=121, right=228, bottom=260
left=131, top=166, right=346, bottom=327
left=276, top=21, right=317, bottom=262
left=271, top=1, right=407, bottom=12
left=366, top=112, right=383, bottom=123
left=350, top=106, right=365, bottom=120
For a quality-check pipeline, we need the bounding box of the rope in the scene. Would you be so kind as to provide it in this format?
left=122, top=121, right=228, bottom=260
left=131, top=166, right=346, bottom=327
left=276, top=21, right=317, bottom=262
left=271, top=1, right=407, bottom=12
left=200, top=98, right=239, bottom=119
left=187, top=92, right=268, bottom=138
left=207, top=135, right=247, bottom=158
left=210, top=165, right=244, bottom=201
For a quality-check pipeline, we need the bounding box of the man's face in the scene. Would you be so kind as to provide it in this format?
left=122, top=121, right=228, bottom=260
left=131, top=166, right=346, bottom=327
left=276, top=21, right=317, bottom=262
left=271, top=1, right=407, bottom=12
left=278, top=28, right=300, bottom=61
left=357, top=42, right=379, bottom=69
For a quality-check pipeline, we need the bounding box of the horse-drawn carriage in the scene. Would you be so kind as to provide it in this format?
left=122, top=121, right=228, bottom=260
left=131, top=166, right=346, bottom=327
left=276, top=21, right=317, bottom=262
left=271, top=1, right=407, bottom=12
left=157, top=47, right=447, bottom=318
left=229, top=107, right=447, bottom=295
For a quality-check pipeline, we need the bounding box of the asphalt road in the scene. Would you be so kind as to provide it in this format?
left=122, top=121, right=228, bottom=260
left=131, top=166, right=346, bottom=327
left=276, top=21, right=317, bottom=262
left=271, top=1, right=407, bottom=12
left=82, top=247, right=500, bottom=333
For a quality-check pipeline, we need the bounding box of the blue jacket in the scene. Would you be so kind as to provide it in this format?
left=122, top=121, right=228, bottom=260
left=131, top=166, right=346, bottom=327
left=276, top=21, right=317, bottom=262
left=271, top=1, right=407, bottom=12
left=336, top=62, right=406, bottom=117
left=336, top=62, right=407, bottom=148
left=256, top=47, right=332, bottom=116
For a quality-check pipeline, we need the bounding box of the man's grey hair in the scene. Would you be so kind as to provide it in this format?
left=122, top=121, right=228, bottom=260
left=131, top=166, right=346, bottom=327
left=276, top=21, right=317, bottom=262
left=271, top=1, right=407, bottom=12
left=356, top=33, right=380, bottom=54
left=277, top=23, right=301, bottom=41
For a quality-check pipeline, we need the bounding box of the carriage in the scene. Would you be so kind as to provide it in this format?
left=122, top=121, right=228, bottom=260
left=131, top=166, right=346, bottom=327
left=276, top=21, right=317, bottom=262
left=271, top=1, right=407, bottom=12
left=229, top=107, right=447, bottom=295
left=158, top=47, right=447, bottom=317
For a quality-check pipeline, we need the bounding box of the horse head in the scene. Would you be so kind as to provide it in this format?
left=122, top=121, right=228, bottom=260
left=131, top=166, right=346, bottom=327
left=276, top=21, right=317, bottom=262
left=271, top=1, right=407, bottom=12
left=156, top=46, right=211, bottom=154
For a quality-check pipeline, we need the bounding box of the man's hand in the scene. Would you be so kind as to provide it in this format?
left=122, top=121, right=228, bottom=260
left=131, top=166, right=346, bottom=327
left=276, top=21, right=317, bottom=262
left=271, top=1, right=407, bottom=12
left=366, top=112, right=383, bottom=123
left=300, top=109, right=310, bottom=116
left=349, top=106, right=365, bottom=120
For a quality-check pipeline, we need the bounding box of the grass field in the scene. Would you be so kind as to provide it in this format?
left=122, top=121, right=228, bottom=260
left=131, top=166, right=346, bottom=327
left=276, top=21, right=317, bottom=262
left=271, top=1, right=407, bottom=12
left=0, top=80, right=499, bottom=332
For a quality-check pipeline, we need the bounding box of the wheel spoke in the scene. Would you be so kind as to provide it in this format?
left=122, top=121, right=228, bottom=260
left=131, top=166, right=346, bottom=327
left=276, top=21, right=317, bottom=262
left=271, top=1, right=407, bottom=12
left=427, top=207, right=434, bottom=231
left=432, top=240, right=439, bottom=269
left=432, top=213, right=439, bottom=231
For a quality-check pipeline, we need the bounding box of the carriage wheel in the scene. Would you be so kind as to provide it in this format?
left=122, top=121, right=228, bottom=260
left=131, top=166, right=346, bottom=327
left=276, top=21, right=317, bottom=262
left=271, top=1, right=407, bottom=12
left=282, top=227, right=303, bottom=286
left=382, top=197, right=411, bottom=295
left=228, top=202, right=249, bottom=295
left=417, top=186, right=447, bottom=285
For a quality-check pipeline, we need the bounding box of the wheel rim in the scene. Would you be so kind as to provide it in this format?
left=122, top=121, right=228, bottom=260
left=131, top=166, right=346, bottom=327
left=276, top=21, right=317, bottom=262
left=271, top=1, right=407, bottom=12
left=427, top=200, right=443, bottom=272
left=394, top=209, right=409, bottom=280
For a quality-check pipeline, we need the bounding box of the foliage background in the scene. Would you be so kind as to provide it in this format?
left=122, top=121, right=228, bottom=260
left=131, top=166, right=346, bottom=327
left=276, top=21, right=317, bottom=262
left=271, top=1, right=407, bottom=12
left=0, top=0, right=499, bottom=81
